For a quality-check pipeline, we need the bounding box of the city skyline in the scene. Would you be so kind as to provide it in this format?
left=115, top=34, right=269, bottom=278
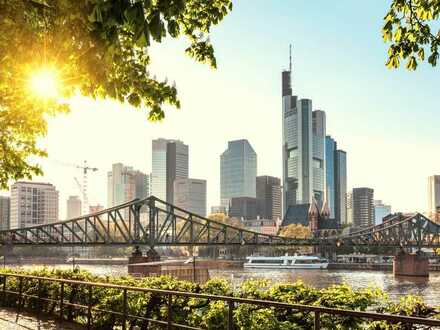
left=0, top=1, right=438, bottom=218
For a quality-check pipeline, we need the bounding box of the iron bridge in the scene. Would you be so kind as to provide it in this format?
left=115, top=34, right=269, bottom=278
left=0, top=197, right=439, bottom=248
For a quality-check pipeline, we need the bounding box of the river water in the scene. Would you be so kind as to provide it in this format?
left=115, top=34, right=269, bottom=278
left=8, top=264, right=440, bottom=306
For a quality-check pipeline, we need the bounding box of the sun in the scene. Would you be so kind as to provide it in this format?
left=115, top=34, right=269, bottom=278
left=28, top=67, right=60, bottom=99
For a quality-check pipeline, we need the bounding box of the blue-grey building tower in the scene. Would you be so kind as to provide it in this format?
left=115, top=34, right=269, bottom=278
left=325, top=136, right=347, bottom=225
left=220, top=139, right=257, bottom=208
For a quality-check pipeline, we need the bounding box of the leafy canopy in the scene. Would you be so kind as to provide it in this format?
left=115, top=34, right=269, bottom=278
left=0, top=0, right=232, bottom=189
left=383, top=0, right=440, bottom=70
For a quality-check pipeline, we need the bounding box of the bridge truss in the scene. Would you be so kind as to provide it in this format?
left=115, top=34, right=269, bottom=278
left=1, top=197, right=439, bottom=249
left=0, top=196, right=315, bottom=247
left=332, top=213, right=440, bottom=248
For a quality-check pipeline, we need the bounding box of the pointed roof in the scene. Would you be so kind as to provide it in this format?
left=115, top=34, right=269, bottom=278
left=308, top=197, right=320, bottom=217
left=321, top=199, right=331, bottom=218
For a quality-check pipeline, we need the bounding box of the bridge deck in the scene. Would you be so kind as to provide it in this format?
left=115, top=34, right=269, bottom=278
left=0, top=307, right=83, bottom=329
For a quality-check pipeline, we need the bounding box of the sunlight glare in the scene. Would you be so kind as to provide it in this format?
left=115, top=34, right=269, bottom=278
left=28, top=67, right=60, bottom=99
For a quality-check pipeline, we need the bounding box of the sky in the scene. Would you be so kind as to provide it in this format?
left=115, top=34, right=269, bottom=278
left=4, top=1, right=440, bottom=218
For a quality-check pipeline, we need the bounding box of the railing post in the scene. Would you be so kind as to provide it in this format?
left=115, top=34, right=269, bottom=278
left=314, top=311, right=321, bottom=330
left=228, top=300, right=234, bottom=330
left=167, top=293, right=172, bottom=330
left=122, top=288, right=127, bottom=330
left=16, top=277, right=23, bottom=321
left=59, top=282, right=64, bottom=322
left=2, top=275, right=6, bottom=305
left=87, top=285, right=93, bottom=329
left=37, top=278, right=41, bottom=322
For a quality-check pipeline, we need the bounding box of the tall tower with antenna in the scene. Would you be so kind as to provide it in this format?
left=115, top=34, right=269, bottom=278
left=282, top=44, right=292, bottom=97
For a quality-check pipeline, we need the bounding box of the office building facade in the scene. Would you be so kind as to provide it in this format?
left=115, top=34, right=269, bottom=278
left=428, top=175, right=440, bottom=219
left=325, top=136, right=347, bottom=225
left=151, top=139, right=188, bottom=204
left=229, top=197, right=258, bottom=220
left=173, top=178, right=207, bottom=217
left=374, top=200, right=392, bottom=225
left=10, top=182, right=59, bottom=229
left=256, top=176, right=282, bottom=220
left=66, top=196, right=82, bottom=219
left=347, top=188, right=374, bottom=229
left=282, top=62, right=326, bottom=212
left=220, top=139, right=257, bottom=208
left=0, top=196, right=10, bottom=230
left=107, top=163, right=149, bottom=207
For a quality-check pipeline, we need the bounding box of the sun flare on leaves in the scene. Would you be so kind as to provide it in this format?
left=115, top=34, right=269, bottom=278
left=28, top=67, right=60, bottom=99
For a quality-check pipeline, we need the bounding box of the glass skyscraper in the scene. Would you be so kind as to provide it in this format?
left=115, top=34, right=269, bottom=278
left=325, top=137, right=336, bottom=218
left=107, top=163, right=149, bottom=207
left=151, top=139, right=188, bottom=204
left=325, top=136, right=347, bottom=225
left=220, top=139, right=257, bottom=208
left=282, top=55, right=326, bottom=212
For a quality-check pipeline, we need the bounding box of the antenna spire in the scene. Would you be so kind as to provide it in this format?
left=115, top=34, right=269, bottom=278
left=289, top=44, right=292, bottom=72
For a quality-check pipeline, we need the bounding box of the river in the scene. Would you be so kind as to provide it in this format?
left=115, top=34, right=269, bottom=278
left=7, top=264, right=440, bottom=306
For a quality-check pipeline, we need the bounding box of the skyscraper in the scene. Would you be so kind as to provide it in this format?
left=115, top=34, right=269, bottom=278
left=0, top=196, right=10, bottom=230
left=347, top=188, right=374, bottom=229
left=174, top=178, right=207, bottom=217
left=282, top=50, right=326, bottom=211
left=335, top=150, right=347, bottom=225
left=10, top=182, right=59, bottom=229
left=220, top=139, right=257, bottom=208
left=66, top=196, right=82, bottom=219
left=325, top=136, right=347, bottom=225
left=151, top=139, right=188, bottom=204
left=256, top=176, right=282, bottom=220
left=428, top=175, right=440, bottom=219
left=374, top=200, right=392, bottom=225
left=107, top=163, right=149, bottom=207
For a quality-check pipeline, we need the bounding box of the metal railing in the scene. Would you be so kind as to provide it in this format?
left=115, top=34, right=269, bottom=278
left=0, top=272, right=440, bottom=329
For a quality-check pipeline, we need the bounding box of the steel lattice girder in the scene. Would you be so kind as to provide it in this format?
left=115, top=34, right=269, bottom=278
left=0, top=197, right=315, bottom=247
left=2, top=197, right=440, bottom=248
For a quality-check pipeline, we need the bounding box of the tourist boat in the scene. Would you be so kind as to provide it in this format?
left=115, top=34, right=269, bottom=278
left=243, top=255, right=329, bottom=269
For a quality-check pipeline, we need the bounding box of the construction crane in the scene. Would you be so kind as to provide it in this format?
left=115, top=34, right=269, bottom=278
left=76, top=161, right=98, bottom=215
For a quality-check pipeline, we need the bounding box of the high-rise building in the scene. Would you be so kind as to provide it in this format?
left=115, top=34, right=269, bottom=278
left=0, top=196, right=10, bottom=230
left=66, top=196, right=82, bottom=219
left=229, top=197, right=258, bottom=220
left=173, top=178, right=207, bottom=217
left=347, top=188, right=374, bottom=229
left=428, top=175, right=440, bottom=219
left=10, top=182, right=59, bottom=229
left=325, top=136, right=347, bottom=225
left=220, top=139, right=257, bottom=208
left=256, top=176, right=282, bottom=220
left=374, top=200, right=392, bottom=225
left=107, top=163, right=149, bottom=207
left=335, top=150, right=347, bottom=225
left=151, top=139, right=188, bottom=204
left=282, top=53, right=325, bottom=212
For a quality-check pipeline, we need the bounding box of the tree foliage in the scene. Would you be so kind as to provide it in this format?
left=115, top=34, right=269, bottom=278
left=279, top=224, right=312, bottom=239
left=383, top=0, right=440, bottom=70
left=0, top=0, right=232, bottom=189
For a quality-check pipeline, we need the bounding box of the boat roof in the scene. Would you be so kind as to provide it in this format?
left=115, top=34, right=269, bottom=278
left=246, top=255, right=322, bottom=260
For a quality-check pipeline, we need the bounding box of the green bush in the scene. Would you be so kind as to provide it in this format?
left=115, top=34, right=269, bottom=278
left=0, top=268, right=437, bottom=329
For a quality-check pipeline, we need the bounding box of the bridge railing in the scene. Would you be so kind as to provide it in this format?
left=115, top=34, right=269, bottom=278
left=0, top=273, right=439, bottom=329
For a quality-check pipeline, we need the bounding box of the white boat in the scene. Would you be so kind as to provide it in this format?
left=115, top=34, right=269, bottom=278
left=243, top=255, right=328, bottom=269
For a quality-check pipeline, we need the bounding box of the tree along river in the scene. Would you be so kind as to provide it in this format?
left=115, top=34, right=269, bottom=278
left=6, top=264, right=440, bottom=306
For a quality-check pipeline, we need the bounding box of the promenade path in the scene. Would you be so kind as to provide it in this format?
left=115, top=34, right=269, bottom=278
left=0, top=308, right=83, bottom=329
